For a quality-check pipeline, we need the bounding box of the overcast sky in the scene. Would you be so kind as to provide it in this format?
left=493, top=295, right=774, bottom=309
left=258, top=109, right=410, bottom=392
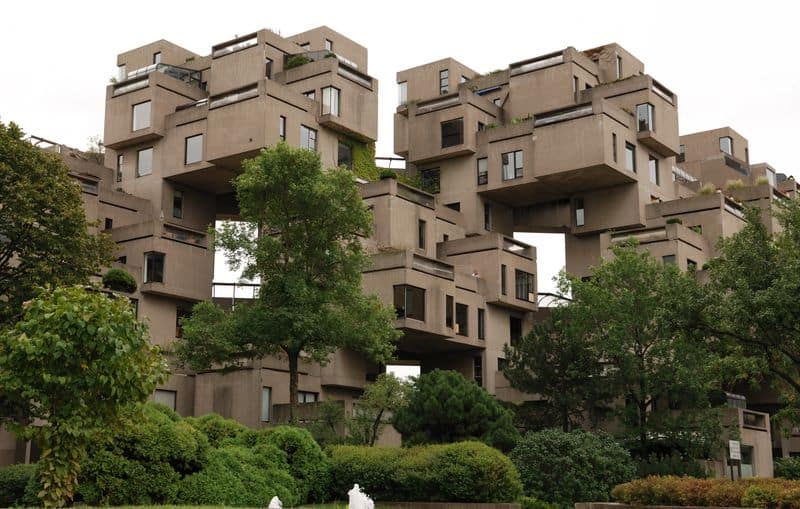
left=2, top=0, right=798, bottom=293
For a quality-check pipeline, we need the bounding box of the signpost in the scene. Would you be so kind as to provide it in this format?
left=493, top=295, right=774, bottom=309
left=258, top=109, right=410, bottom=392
left=729, top=440, right=742, bottom=480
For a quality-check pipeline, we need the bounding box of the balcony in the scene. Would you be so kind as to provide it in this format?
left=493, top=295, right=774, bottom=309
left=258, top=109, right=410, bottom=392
left=121, top=63, right=202, bottom=90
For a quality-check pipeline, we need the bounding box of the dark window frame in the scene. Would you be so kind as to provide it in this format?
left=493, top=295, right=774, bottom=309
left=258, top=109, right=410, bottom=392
left=649, top=155, right=660, bottom=185
left=625, top=142, right=637, bottom=173
left=439, top=69, right=449, bottom=94
left=394, top=284, right=426, bottom=321
left=300, top=125, right=317, bottom=151
left=515, top=269, right=535, bottom=301
left=636, top=103, right=655, bottom=132
left=136, top=147, right=154, bottom=177
left=502, top=150, right=523, bottom=180
left=477, top=157, right=488, bottom=185
left=132, top=101, right=152, bottom=131
left=441, top=118, right=464, bottom=148
left=144, top=251, right=165, bottom=283
left=455, top=302, right=468, bottom=336
left=337, top=140, right=353, bottom=169
left=477, top=308, right=486, bottom=339
left=184, top=133, right=203, bottom=165
left=172, top=190, right=184, bottom=219
left=418, top=219, right=426, bottom=249
left=420, top=168, right=440, bottom=194
left=322, top=86, right=340, bottom=116
left=446, top=295, right=454, bottom=328
left=501, top=264, right=507, bottom=295
left=720, top=136, right=733, bottom=156
left=575, top=198, right=585, bottom=227
left=116, top=153, right=124, bottom=182
left=279, top=116, right=286, bottom=141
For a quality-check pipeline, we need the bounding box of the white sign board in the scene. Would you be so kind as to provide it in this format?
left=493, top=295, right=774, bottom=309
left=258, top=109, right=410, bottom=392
left=729, top=440, right=741, bottom=460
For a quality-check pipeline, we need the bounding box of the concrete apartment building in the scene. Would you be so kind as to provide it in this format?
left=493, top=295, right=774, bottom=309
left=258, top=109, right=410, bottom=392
left=1, top=27, right=795, bottom=477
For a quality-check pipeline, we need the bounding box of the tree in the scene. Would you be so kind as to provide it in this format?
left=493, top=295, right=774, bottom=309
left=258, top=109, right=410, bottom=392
left=563, top=241, right=720, bottom=458
left=0, top=121, right=114, bottom=327
left=503, top=304, right=612, bottom=432
left=176, top=143, right=399, bottom=420
left=0, top=286, right=167, bottom=507
left=392, top=369, right=519, bottom=451
left=348, top=373, right=409, bottom=446
left=706, top=202, right=800, bottom=424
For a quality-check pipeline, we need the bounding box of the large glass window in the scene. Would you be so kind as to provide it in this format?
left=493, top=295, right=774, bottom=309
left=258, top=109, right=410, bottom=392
left=394, top=285, right=425, bottom=321
left=300, top=125, right=317, bottom=151
left=298, top=391, right=318, bottom=403
left=132, top=101, right=151, bottom=131
left=439, top=69, right=449, bottom=94
left=322, top=86, right=340, bottom=116
left=477, top=157, right=488, bottom=185
left=510, top=316, right=522, bottom=346
left=441, top=118, right=463, bottom=148
left=420, top=168, right=440, bottom=194
left=446, top=295, right=454, bottom=328
left=455, top=303, right=468, bottom=336
left=625, top=142, right=636, bottom=172
left=398, top=81, right=407, bottom=106
left=636, top=103, right=654, bottom=132
left=144, top=252, right=165, bottom=283
left=116, top=153, right=124, bottom=182
left=173, top=190, right=184, bottom=219
left=575, top=198, right=585, bottom=227
left=185, top=134, right=203, bottom=165
left=137, top=147, right=153, bottom=177
left=261, top=387, right=272, bottom=422
left=478, top=308, right=485, bottom=340
left=502, top=150, right=523, bottom=180
left=720, top=136, right=733, bottom=155
left=515, top=270, right=535, bottom=301
left=649, top=155, right=659, bottom=185
left=337, top=141, right=352, bottom=169
left=154, top=389, right=176, bottom=410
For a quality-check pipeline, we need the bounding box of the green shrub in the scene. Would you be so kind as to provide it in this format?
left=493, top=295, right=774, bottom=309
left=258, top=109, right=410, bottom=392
left=285, top=55, right=312, bottom=69
left=184, top=413, right=247, bottom=447
left=379, top=169, right=397, bottom=179
left=776, top=457, right=800, bottom=479
left=175, top=445, right=298, bottom=506
left=509, top=429, right=635, bottom=508
left=328, top=442, right=522, bottom=503
left=725, top=179, right=746, bottom=191
left=0, top=463, right=36, bottom=507
left=611, top=476, right=800, bottom=507
left=519, top=495, right=559, bottom=509
left=698, top=183, right=717, bottom=195
left=636, top=452, right=709, bottom=478
left=102, top=267, right=137, bottom=293
left=259, top=425, right=331, bottom=503
left=393, top=369, right=519, bottom=451
left=756, top=176, right=770, bottom=185
left=666, top=217, right=683, bottom=225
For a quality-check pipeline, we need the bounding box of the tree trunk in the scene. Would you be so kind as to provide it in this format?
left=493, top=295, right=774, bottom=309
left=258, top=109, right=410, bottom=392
left=369, top=409, right=385, bottom=446
left=639, top=401, right=648, bottom=456
left=288, top=351, right=299, bottom=424
left=561, top=407, right=570, bottom=433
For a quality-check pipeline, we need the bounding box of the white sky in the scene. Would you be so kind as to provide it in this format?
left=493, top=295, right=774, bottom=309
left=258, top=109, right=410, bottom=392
left=3, top=0, right=798, bottom=294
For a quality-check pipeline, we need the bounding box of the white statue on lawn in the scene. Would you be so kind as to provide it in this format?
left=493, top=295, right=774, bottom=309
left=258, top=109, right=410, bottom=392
left=268, top=496, right=282, bottom=509
left=348, top=483, right=374, bottom=509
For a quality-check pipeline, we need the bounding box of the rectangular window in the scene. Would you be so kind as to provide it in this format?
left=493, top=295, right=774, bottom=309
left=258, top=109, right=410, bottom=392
left=185, top=134, right=203, bottom=165
left=173, top=190, right=184, bottom=219
left=154, top=389, right=176, bottom=410
left=418, top=220, right=426, bottom=249
left=612, top=133, right=618, bottom=162
left=455, top=303, right=468, bottom=336
left=484, top=202, right=492, bottom=231
left=636, top=103, right=655, bottom=132
left=441, top=118, right=464, bottom=148
left=298, top=391, right=318, bottom=403
left=153, top=52, right=161, bottom=64
left=265, top=58, right=273, bottom=79
left=478, top=121, right=485, bottom=132
left=649, top=155, right=659, bottom=185
left=687, top=259, right=697, bottom=271
left=104, top=218, right=113, bottom=230
left=132, top=101, right=151, bottom=131
left=678, top=144, right=686, bottom=163
left=625, top=143, right=636, bottom=172
left=446, top=295, right=454, bottom=328
left=398, top=81, right=407, bottom=105
left=261, top=387, right=272, bottom=422
left=575, top=198, right=585, bottom=227
left=144, top=252, right=165, bottom=283
left=502, top=150, right=523, bottom=180
left=337, top=141, right=352, bottom=169
left=304, top=90, right=316, bottom=100
left=300, top=125, right=317, bottom=151
left=420, top=168, right=440, bottom=194
left=137, top=147, right=153, bottom=177
left=498, top=357, right=508, bottom=372
left=501, top=264, right=507, bottom=295
left=175, top=306, right=190, bottom=337
left=720, top=136, right=733, bottom=155
left=118, top=64, right=127, bottom=81
left=616, top=55, right=623, bottom=79
left=279, top=116, right=286, bottom=141
left=767, top=169, right=776, bottom=188
left=573, top=76, right=579, bottom=101
left=116, top=153, right=124, bottom=182
left=439, top=69, right=449, bottom=94
left=324, top=39, right=333, bottom=51
left=473, top=356, right=483, bottom=387
left=478, top=308, right=486, bottom=340
left=477, top=157, right=488, bottom=185
left=662, top=255, right=676, bottom=266
left=510, top=316, right=522, bottom=346
left=322, top=86, right=340, bottom=116
left=394, top=285, right=425, bottom=321
left=515, top=270, right=535, bottom=301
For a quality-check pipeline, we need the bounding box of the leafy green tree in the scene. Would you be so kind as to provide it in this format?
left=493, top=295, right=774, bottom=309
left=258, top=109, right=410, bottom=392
left=0, top=286, right=167, bottom=507
left=0, top=122, right=114, bottom=328
left=349, top=373, right=410, bottom=446
left=503, top=305, right=612, bottom=432
left=706, top=202, right=800, bottom=424
left=392, top=369, right=519, bottom=451
left=176, top=143, right=399, bottom=420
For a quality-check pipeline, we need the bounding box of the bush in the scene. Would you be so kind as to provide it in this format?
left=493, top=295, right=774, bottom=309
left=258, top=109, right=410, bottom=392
left=520, top=495, right=559, bottom=509
left=285, top=54, right=312, bottom=69
left=328, top=442, right=522, bottom=503
left=666, top=217, right=683, bottom=225
left=509, top=429, right=635, bottom=508
left=0, top=463, right=36, bottom=507
left=776, top=457, right=800, bottom=479
left=636, top=452, right=709, bottom=478
left=379, top=169, right=397, bottom=179
left=756, top=176, right=771, bottom=185
left=259, top=426, right=331, bottom=503
left=393, top=369, right=519, bottom=451
left=184, top=413, right=247, bottom=447
left=699, top=183, right=717, bottom=195
left=102, top=268, right=137, bottom=293
left=725, top=179, right=746, bottom=191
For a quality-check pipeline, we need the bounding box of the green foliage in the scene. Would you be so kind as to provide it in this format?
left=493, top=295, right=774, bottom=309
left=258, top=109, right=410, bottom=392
left=176, top=142, right=399, bottom=420
left=102, top=268, right=138, bottom=293
left=175, top=445, right=299, bottom=507
left=636, top=452, right=709, bottom=478
left=666, top=217, right=683, bottom=224
left=0, top=121, right=114, bottom=326
left=698, top=183, right=717, bottom=195
left=725, top=179, right=746, bottom=190
left=308, top=400, right=346, bottom=447
left=328, top=442, right=522, bottom=502
left=392, top=369, right=519, bottom=451
left=0, top=286, right=167, bottom=506
left=348, top=373, right=410, bottom=446
left=258, top=425, right=331, bottom=503
left=776, top=457, right=800, bottom=479
left=379, top=168, right=397, bottom=179
left=509, top=429, right=635, bottom=508
left=285, top=55, right=312, bottom=69
left=184, top=413, right=247, bottom=448
left=756, top=175, right=770, bottom=185
left=519, top=496, right=559, bottom=509
left=0, top=463, right=36, bottom=507
left=351, top=141, right=379, bottom=180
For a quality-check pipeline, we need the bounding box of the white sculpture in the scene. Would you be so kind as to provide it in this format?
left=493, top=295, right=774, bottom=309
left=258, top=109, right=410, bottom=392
left=268, top=496, right=283, bottom=509
left=348, top=483, right=375, bottom=509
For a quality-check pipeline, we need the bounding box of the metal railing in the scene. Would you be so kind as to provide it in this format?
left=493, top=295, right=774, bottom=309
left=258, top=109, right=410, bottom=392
left=122, top=63, right=201, bottom=88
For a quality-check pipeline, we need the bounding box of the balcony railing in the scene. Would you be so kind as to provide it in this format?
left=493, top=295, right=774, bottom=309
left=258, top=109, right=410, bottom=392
left=122, top=63, right=201, bottom=88
left=212, top=34, right=258, bottom=58
left=162, top=224, right=207, bottom=247
left=112, top=78, right=149, bottom=96
left=510, top=51, right=564, bottom=76
left=397, top=183, right=435, bottom=209
left=533, top=104, right=593, bottom=127
left=672, top=165, right=698, bottom=184
left=338, top=63, right=372, bottom=89
left=411, top=255, right=454, bottom=280
left=208, top=85, right=258, bottom=109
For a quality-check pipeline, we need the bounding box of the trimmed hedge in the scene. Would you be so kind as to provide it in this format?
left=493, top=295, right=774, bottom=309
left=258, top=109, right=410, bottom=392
left=510, top=429, right=635, bottom=508
left=102, top=268, right=137, bottom=293
left=776, top=457, right=800, bottom=479
left=184, top=413, right=247, bottom=448
left=0, top=463, right=36, bottom=507
left=329, top=441, right=522, bottom=503
left=612, top=476, right=800, bottom=508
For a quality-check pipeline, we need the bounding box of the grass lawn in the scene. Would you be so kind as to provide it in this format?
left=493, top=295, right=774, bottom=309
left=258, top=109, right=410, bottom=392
left=72, top=505, right=351, bottom=509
